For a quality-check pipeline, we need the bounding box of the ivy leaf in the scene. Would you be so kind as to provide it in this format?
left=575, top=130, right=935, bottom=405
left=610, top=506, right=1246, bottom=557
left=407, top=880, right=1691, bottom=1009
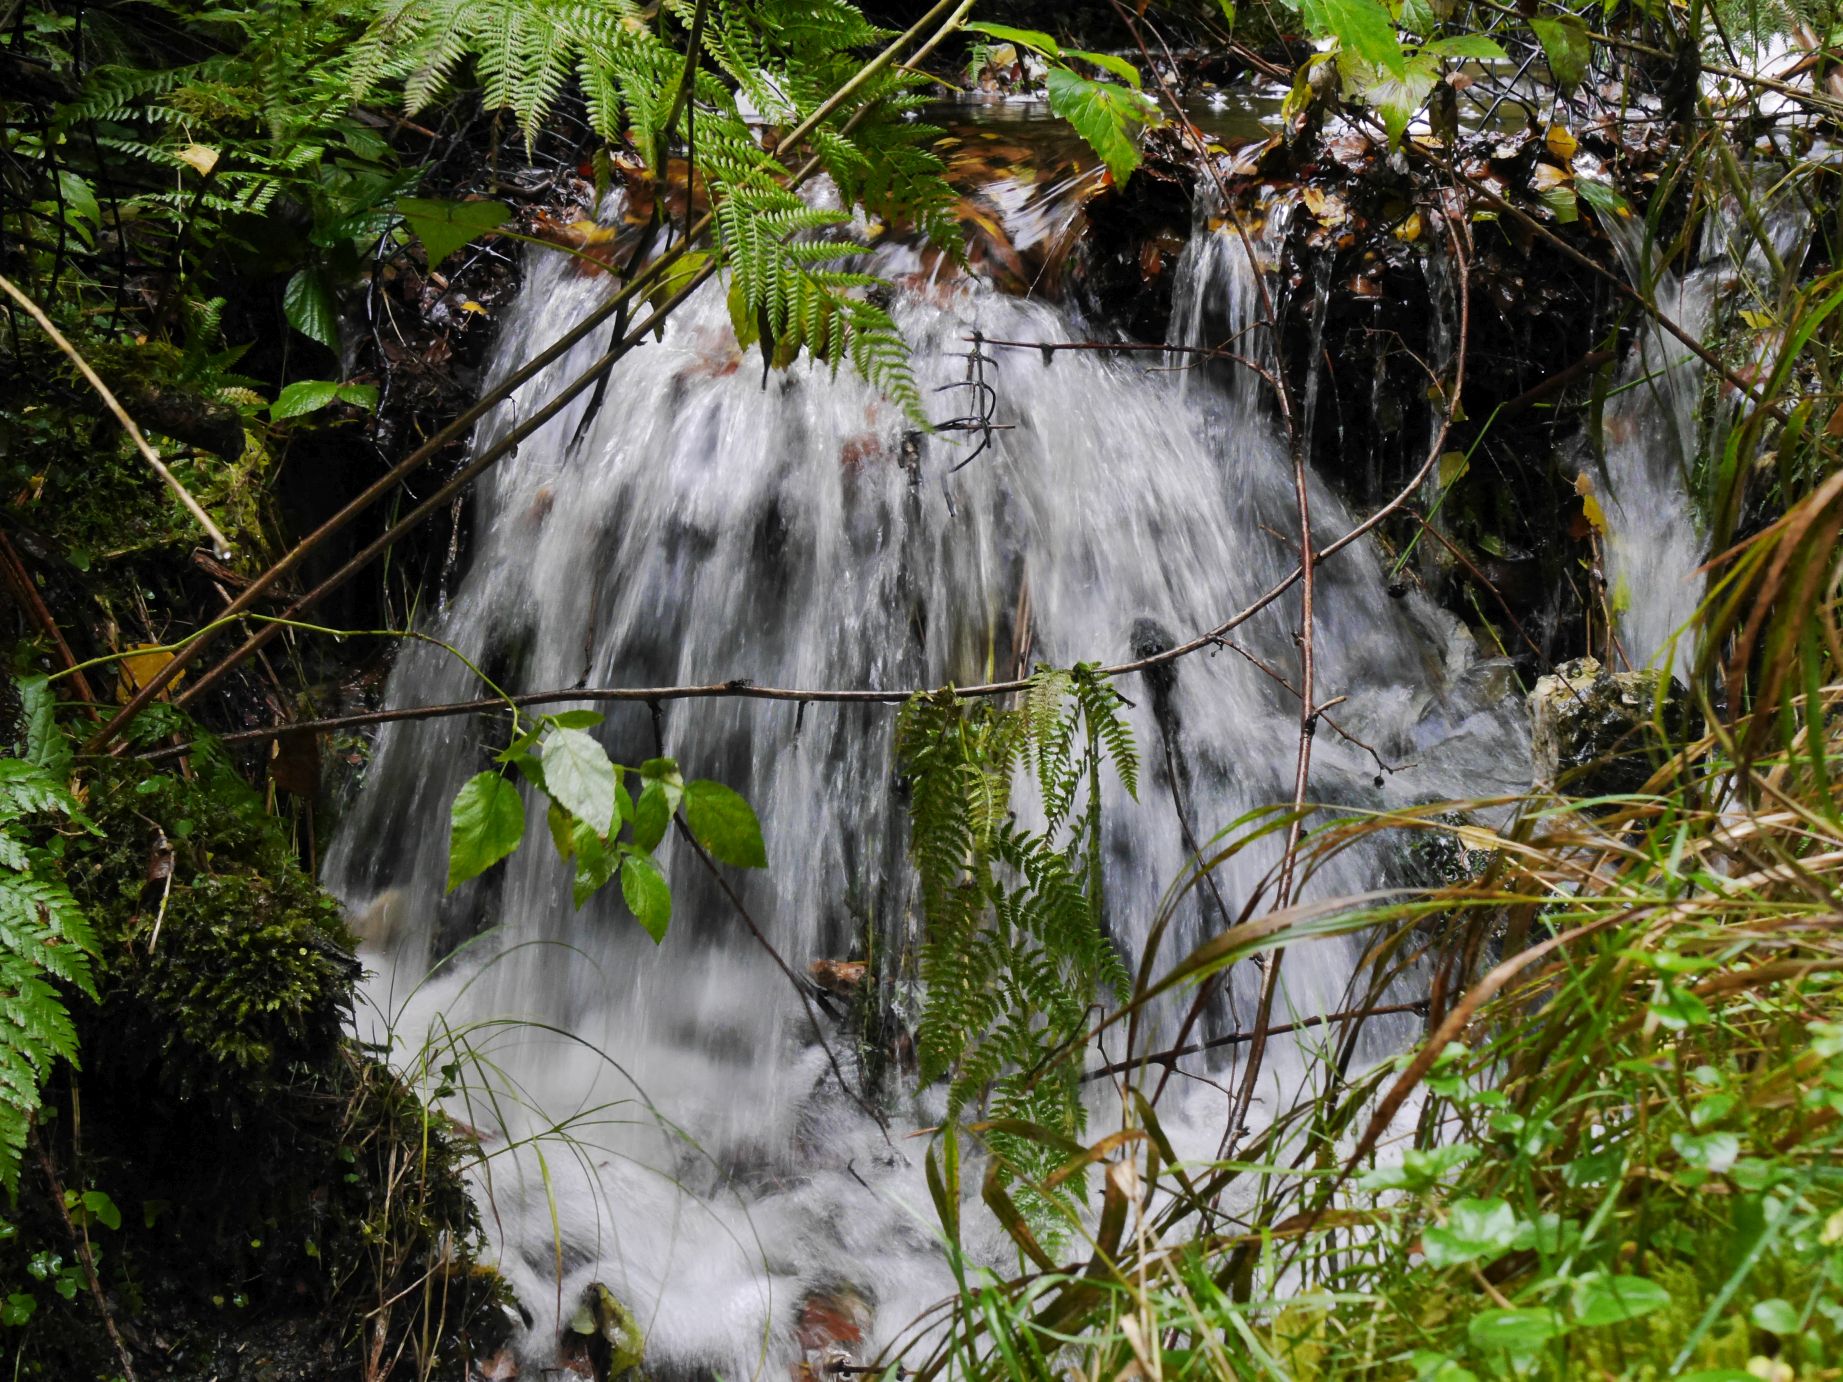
left=447, top=772, right=524, bottom=891
left=1466, top=1308, right=1565, bottom=1356
left=541, top=728, right=617, bottom=836
left=399, top=196, right=512, bottom=268
left=1529, top=15, right=1592, bottom=91
left=270, top=380, right=342, bottom=420
left=682, top=780, right=767, bottom=869
left=283, top=269, right=339, bottom=351
left=1300, top=0, right=1406, bottom=75
left=1045, top=68, right=1159, bottom=186
left=79, top=1190, right=121, bottom=1231
left=619, top=848, right=672, bottom=942
left=1572, top=1273, right=1671, bottom=1327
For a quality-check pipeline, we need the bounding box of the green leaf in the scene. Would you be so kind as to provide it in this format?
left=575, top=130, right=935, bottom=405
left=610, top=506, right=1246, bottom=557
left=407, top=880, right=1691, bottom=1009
left=570, top=822, right=617, bottom=909
left=1538, top=183, right=1580, bottom=223
left=447, top=772, right=524, bottom=891
left=398, top=196, right=512, bottom=268
left=541, top=728, right=617, bottom=836
left=965, top=21, right=1062, bottom=56
left=79, top=1190, right=120, bottom=1231
left=335, top=383, right=378, bottom=411
left=1671, top=1130, right=1740, bottom=1172
left=1420, top=34, right=1507, bottom=59
left=633, top=781, right=671, bottom=852
left=1466, top=1308, right=1565, bottom=1356
left=548, top=710, right=606, bottom=731
left=619, top=849, right=672, bottom=942
left=270, top=380, right=342, bottom=420
left=1749, top=1298, right=1800, bottom=1335
left=1300, top=0, right=1406, bottom=74
left=1650, top=980, right=1710, bottom=1029
left=681, top=780, right=767, bottom=869
left=1572, top=1273, right=1671, bottom=1327
left=282, top=270, right=339, bottom=351
left=1045, top=68, right=1159, bottom=186
left=1063, top=49, right=1143, bottom=87
left=1529, top=15, right=1592, bottom=90
left=546, top=799, right=575, bottom=860
left=1216, top=0, right=1237, bottom=25
left=1364, top=54, right=1439, bottom=145
left=1577, top=177, right=1631, bottom=218
left=2, top=1293, right=35, bottom=1326
left=1421, top=1197, right=1520, bottom=1268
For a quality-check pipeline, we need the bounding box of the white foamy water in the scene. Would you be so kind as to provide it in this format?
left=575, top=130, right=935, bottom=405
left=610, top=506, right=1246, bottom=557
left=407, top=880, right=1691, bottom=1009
left=326, top=160, right=1528, bottom=1376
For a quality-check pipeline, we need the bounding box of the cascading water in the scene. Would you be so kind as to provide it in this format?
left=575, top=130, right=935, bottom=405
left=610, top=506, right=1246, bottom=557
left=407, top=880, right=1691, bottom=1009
left=325, top=123, right=1529, bottom=1375
left=1594, top=188, right=1807, bottom=678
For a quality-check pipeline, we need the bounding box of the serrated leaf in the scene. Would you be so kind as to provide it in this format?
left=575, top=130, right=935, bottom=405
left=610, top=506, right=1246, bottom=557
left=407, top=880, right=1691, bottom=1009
left=570, top=821, right=617, bottom=908
left=399, top=196, right=512, bottom=268
left=547, top=710, right=605, bottom=731
left=965, top=21, right=1062, bottom=56
left=1064, top=49, right=1143, bottom=87
left=447, top=773, right=524, bottom=891
left=270, top=380, right=343, bottom=420
left=633, top=781, right=670, bottom=852
left=1529, top=15, right=1592, bottom=90
left=541, top=728, right=616, bottom=836
left=681, top=780, right=766, bottom=869
left=1421, top=34, right=1506, bottom=59
left=334, top=383, right=378, bottom=411
left=282, top=270, right=339, bottom=352
left=1364, top=55, right=1439, bottom=145
left=1301, top=0, right=1406, bottom=75
left=1572, top=1273, right=1670, bottom=1327
left=620, top=849, right=671, bottom=942
left=1046, top=68, right=1159, bottom=186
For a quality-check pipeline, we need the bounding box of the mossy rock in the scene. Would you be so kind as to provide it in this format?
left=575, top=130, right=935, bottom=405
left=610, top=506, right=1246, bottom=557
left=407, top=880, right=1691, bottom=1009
left=0, top=747, right=511, bottom=1379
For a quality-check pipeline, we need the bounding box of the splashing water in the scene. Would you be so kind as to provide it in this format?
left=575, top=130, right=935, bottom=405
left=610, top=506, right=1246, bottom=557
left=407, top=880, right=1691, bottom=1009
left=326, top=139, right=1528, bottom=1375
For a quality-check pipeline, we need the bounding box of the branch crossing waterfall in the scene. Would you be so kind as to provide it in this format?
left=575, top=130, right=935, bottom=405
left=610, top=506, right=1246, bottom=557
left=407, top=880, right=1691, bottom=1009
left=326, top=137, right=1530, bottom=1375
left=1593, top=186, right=1807, bottom=679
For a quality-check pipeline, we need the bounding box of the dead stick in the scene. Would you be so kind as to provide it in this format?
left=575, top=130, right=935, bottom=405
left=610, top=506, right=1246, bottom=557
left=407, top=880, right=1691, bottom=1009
left=1084, top=999, right=1428, bottom=1083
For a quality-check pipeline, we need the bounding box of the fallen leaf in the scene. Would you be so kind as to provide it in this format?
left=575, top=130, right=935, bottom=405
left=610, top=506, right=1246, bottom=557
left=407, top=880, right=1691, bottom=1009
left=1545, top=125, right=1579, bottom=164
left=176, top=144, right=218, bottom=176
left=117, top=645, right=184, bottom=702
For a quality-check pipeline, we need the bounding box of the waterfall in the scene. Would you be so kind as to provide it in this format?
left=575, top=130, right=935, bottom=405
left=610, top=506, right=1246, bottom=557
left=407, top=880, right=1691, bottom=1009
left=1595, top=189, right=1806, bottom=678
left=325, top=148, right=1528, bottom=1375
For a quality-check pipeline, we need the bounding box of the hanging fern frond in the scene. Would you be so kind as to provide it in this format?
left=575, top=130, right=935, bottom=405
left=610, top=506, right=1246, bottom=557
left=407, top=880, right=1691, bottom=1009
left=897, top=667, right=1137, bottom=1235
left=0, top=679, right=97, bottom=1192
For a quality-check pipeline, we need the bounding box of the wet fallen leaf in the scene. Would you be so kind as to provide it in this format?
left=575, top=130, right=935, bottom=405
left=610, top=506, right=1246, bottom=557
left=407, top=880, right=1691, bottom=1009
left=1302, top=186, right=1349, bottom=227
left=1545, top=124, right=1579, bottom=164
left=116, top=644, right=184, bottom=702
left=1531, top=162, right=1573, bottom=192
left=1394, top=210, right=1424, bottom=242
left=1574, top=471, right=1607, bottom=533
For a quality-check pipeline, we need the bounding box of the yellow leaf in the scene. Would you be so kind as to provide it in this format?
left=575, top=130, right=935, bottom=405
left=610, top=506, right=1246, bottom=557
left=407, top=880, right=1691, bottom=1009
left=1738, top=309, right=1775, bottom=330
left=460, top=300, right=488, bottom=315
left=1453, top=824, right=1501, bottom=853
left=1438, top=450, right=1468, bottom=487
left=1394, top=210, right=1423, bottom=242
left=1574, top=471, right=1607, bottom=533
left=177, top=144, right=219, bottom=176
left=1531, top=162, right=1572, bottom=192
left=117, top=645, right=185, bottom=702
left=1544, top=125, right=1578, bottom=163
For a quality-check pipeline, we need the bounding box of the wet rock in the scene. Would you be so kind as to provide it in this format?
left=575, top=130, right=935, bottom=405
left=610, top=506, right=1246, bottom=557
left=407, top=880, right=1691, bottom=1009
left=808, top=957, right=869, bottom=997
left=1529, top=656, right=1678, bottom=795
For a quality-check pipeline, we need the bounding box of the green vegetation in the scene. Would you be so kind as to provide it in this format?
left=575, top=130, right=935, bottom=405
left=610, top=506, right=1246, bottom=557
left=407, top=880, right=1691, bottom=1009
left=3, top=0, right=1842, bottom=1374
